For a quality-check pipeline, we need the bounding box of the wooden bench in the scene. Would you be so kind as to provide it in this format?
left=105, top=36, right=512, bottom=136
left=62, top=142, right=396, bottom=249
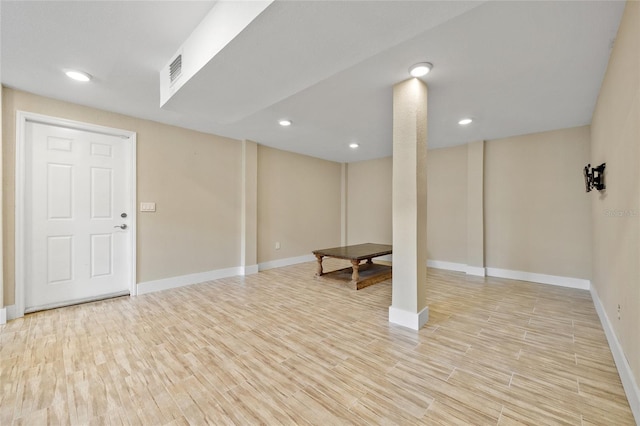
left=312, top=243, right=392, bottom=290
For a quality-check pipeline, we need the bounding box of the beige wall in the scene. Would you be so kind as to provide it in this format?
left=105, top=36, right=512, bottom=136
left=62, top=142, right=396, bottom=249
left=346, top=146, right=468, bottom=263
left=257, top=145, right=341, bottom=263
left=0, top=85, right=3, bottom=310
left=241, top=140, right=258, bottom=269
left=485, top=126, right=592, bottom=279
left=346, top=157, right=392, bottom=245
left=466, top=140, right=485, bottom=269
left=345, top=145, right=468, bottom=264
left=590, top=0, right=639, bottom=385
left=346, top=127, right=592, bottom=279
left=427, top=145, right=468, bottom=263
left=2, top=88, right=242, bottom=304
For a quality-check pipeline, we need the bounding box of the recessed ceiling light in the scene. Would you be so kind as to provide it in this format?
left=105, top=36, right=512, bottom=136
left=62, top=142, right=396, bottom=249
left=65, top=70, right=92, bottom=82
left=349, top=143, right=359, bottom=149
left=279, top=119, right=292, bottom=127
left=458, top=118, right=473, bottom=125
left=409, top=62, right=433, bottom=77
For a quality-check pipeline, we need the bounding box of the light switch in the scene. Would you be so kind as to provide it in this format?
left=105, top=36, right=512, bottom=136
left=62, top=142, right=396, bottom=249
left=140, top=202, right=156, bottom=212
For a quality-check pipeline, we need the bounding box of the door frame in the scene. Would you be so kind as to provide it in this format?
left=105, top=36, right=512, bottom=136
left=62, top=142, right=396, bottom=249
left=15, top=111, right=137, bottom=318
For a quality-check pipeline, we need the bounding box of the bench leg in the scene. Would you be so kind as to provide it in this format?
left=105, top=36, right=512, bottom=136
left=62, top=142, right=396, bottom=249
left=351, top=259, right=360, bottom=283
left=315, top=255, right=324, bottom=276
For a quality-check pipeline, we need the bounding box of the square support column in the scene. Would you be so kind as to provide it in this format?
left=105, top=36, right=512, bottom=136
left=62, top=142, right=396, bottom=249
left=389, top=78, right=428, bottom=330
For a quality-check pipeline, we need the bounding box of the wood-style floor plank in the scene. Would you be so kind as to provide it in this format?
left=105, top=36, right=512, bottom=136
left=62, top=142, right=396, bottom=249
left=0, top=260, right=635, bottom=425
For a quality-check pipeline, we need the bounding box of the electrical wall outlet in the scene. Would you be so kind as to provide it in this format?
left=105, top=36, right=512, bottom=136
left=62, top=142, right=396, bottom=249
left=617, top=304, right=621, bottom=320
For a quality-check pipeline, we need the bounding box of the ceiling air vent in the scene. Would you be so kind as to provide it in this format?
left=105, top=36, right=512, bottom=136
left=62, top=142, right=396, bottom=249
left=169, top=54, right=182, bottom=85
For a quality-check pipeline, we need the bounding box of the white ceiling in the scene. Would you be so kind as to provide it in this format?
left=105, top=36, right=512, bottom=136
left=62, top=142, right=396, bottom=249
left=1, top=1, right=626, bottom=162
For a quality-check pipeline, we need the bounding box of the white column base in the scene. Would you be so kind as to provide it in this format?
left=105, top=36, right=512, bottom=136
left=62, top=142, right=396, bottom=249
left=389, top=305, right=429, bottom=330
left=0, top=308, right=6, bottom=325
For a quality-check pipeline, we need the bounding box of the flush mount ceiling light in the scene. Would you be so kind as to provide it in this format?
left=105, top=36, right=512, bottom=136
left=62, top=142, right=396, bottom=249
left=278, top=119, right=292, bottom=127
left=65, top=70, right=92, bottom=82
left=408, top=62, right=433, bottom=77
left=349, top=143, right=359, bottom=149
left=458, top=118, right=473, bottom=125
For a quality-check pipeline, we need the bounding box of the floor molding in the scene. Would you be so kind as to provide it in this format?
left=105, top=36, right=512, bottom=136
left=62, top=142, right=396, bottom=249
left=0, top=307, right=6, bottom=325
left=5, top=305, right=17, bottom=322
left=428, top=261, right=590, bottom=290
left=241, top=264, right=259, bottom=276
left=137, top=266, right=242, bottom=295
left=465, top=265, right=486, bottom=277
left=485, top=267, right=590, bottom=290
left=590, top=285, right=640, bottom=424
left=427, top=260, right=467, bottom=273
left=258, top=254, right=315, bottom=271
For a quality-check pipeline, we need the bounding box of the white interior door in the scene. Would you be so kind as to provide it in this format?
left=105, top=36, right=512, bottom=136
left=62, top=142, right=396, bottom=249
left=24, top=121, right=133, bottom=312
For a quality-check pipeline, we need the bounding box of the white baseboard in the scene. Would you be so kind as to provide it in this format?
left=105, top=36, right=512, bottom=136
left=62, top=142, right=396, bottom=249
left=5, top=305, right=17, bottom=322
left=0, top=307, right=6, bottom=325
left=137, top=266, right=242, bottom=295
left=590, top=285, right=640, bottom=424
left=7, top=305, right=17, bottom=321
left=427, top=260, right=485, bottom=277
left=427, top=260, right=590, bottom=290
left=258, top=254, right=393, bottom=271
left=427, top=260, right=467, bottom=273
left=389, top=305, right=429, bottom=330
left=258, top=254, right=315, bottom=271
left=485, top=267, right=590, bottom=290
left=241, top=264, right=259, bottom=275
left=465, top=265, right=486, bottom=277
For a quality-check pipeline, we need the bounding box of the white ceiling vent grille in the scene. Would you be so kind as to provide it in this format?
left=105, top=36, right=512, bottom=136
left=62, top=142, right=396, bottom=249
left=169, top=54, right=182, bottom=85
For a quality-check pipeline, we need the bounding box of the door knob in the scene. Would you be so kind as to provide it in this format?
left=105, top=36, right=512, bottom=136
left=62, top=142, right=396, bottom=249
left=114, top=224, right=128, bottom=230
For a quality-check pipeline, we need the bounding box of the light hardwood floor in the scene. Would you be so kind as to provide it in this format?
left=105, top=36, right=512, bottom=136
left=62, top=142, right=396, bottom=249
left=0, top=260, right=635, bottom=425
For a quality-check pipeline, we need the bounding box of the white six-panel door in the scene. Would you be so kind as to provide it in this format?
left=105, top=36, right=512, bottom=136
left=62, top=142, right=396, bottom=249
left=24, top=121, right=132, bottom=312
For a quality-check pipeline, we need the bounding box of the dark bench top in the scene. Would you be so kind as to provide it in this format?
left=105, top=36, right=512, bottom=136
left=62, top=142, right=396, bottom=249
left=312, top=243, right=392, bottom=261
